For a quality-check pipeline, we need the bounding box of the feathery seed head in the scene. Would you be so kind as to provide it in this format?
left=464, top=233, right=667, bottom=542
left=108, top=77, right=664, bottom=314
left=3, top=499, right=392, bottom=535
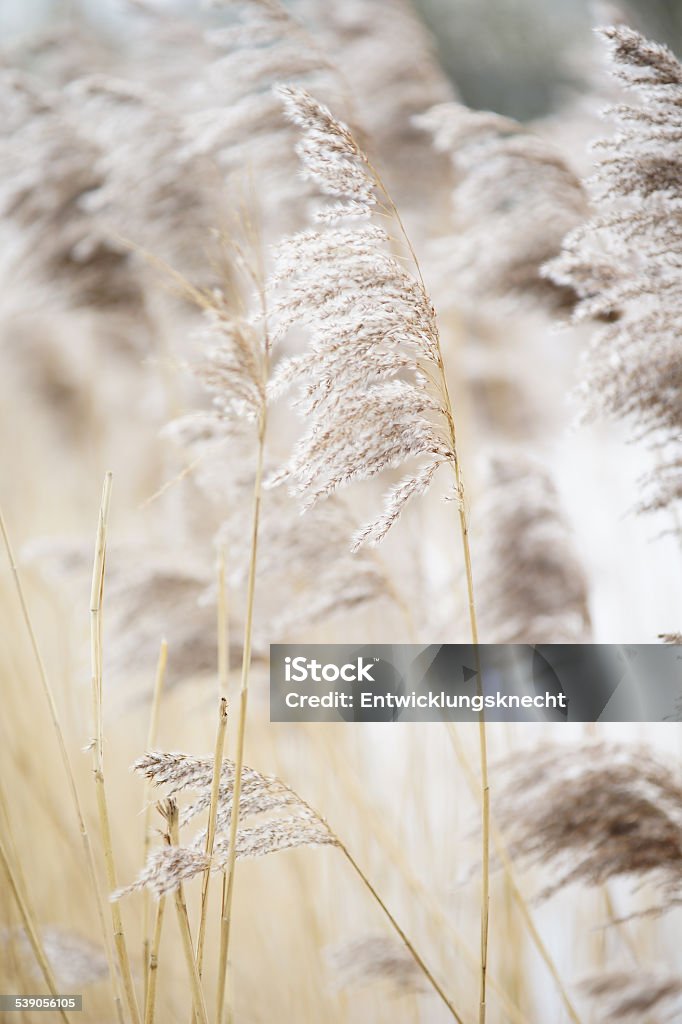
left=119, top=749, right=338, bottom=899
left=545, top=25, right=682, bottom=526
left=271, top=86, right=458, bottom=548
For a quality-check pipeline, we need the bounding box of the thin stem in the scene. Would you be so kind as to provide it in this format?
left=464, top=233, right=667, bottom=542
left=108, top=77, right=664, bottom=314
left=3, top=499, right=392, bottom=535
left=201, top=549, right=229, bottom=1023
left=145, top=808, right=173, bottom=1024
left=168, top=808, right=210, bottom=1024
left=338, top=843, right=465, bottom=1024
left=216, top=417, right=267, bottom=1024
left=447, top=726, right=583, bottom=1024
left=0, top=504, right=123, bottom=1024
left=143, top=640, right=168, bottom=1009
left=475, top=650, right=489, bottom=1024
left=217, top=545, right=229, bottom=700
left=194, top=697, right=228, bottom=989
left=0, top=833, right=71, bottom=1024
left=89, top=474, right=141, bottom=1024
left=144, top=896, right=166, bottom=1024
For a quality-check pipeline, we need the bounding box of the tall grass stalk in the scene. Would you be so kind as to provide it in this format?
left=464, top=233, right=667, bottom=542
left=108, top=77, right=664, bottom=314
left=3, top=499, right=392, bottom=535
left=167, top=803, right=210, bottom=1024
left=0, top=504, right=124, bottom=1024
left=144, top=806, right=172, bottom=1024
left=143, top=640, right=168, bottom=1008
left=216, top=414, right=267, bottom=1024
left=217, top=545, right=229, bottom=700
left=194, top=549, right=230, bottom=996
left=447, top=725, right=582, bottom=1024
left=144, top=894, right=166, bottom=1024
left=89, top=473, right=141, bottom=1024
left=195, top=695, right=228, bottom=989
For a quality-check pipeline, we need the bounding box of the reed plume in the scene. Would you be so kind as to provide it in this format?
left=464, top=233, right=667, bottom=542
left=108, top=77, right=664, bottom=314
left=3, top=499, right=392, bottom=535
left=545, top=25, right=682, bottom=525
left=23, top=538, right=265, bottom=685
left=67, top=75, right=221, bottom=283
left=169, top=0, right=348, bottom=238
left=328, top=935, right=425, bottom=994
left=0, top=70, right=139, bottom=310
left=417, top=103, right=587, bottom=310
left=117, top=751, right=338, bottom=897
left=270, top=86, right=463, bottom=550
left=495, top=742, right=682, bottom=905
left=302, top=0, right=456, bottom=218
left=584, top=969, right=682, bottom=1021
left=476, top=453, right=592, bottom=643
left=1, top=926, right=108, bottom=990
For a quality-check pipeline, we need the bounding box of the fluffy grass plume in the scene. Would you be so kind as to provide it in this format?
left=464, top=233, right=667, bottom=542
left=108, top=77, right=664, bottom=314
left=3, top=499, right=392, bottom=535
left=270, top=86, right=465, bottom=551
left=546, top=25, right=682, bottom=524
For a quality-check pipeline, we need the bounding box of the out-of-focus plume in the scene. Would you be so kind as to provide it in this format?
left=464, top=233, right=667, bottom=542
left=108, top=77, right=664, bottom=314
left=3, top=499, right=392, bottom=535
left=476, top=453, right=592, bottom=643
left=545, top=26, right=682, bottom=526
left=22, top=538, right=265, bottom=684
left=155, top=0, right=349, bottom=237
left=66, top=75, right=224, bottom=284
left=495, top=742, right=682, bottom=905
left=416, top=103, right=588, bottom=311
left=301, top=0, right=456, bottom=218
left=327, top=935, right=426, bottom=994
left=0, top=70, right=142, bottom=312
left=583, top=969, right=682, bottom=1021
left=1, top=927, right=109, bottom=990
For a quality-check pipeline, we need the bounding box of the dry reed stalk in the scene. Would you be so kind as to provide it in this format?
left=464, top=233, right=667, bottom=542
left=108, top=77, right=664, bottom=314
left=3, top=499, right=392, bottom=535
left=144, top=896, right=165, bottom=1024
left=216, top=418, right=266, bottom=1024
left=196, top=227, right=273, bottom=1024
left=0, top=504, right=123, bottom=1024
left=142, top=640, right=168, bottom=1009
left=447, top=726, right=583, bottom=1024
left=194, top=696, right=228, bottom=991
left=194, top=548, right=230, bottom=997
left=162, top=800, right=209, bottom=1024
left=89, top=473, right=141, bottom=1024
left=144, top=805, right=171, bottom=1024
left=0, top=833, right=71, bottom=1024
left=217, top=545, right=229, bottom=700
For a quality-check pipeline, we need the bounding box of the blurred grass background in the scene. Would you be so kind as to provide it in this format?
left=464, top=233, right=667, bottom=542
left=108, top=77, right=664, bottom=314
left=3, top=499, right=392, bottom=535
left=3, top=0, right=682, bottom=120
